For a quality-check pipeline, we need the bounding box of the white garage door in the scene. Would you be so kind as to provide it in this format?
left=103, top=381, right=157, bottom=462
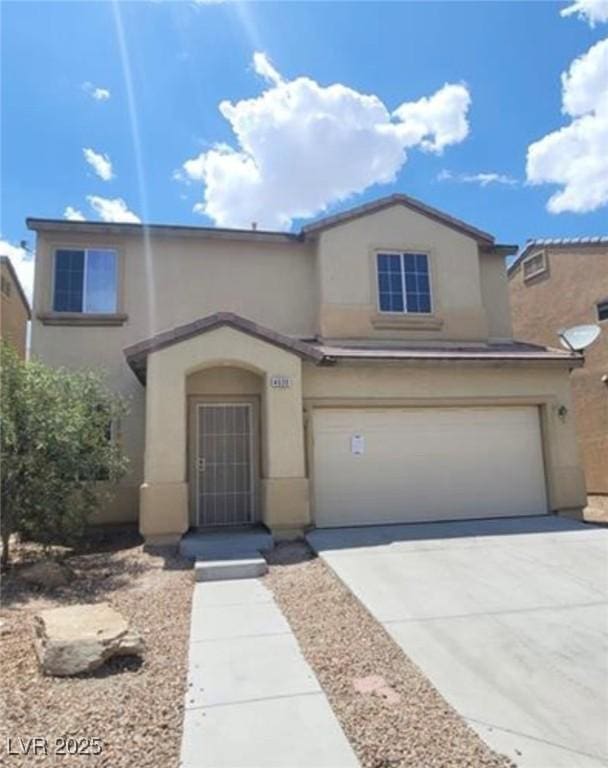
left=312, top=406, right=548, bottom=527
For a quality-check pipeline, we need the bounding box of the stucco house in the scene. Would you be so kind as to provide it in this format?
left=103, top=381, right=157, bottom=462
left=28, top=194, right=586, bottom=544
left=1, top=254, right=31, bottom=359
left=509, top=237, right=608, bottom=497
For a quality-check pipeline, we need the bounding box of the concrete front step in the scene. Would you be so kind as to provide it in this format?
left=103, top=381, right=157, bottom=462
left=180, top=529, right=274, bottom=561
left=195, top=556, right=268, bottom=582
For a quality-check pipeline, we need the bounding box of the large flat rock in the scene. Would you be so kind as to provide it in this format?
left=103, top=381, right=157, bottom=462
left=34, top=602, right=144, bottom=676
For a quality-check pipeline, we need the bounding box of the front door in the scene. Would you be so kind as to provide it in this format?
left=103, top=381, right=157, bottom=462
left=196, top=402, right=255, bottom=527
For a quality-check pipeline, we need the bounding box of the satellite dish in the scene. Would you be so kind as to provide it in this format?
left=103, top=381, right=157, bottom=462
left=558, top=324, right=601, bottom=352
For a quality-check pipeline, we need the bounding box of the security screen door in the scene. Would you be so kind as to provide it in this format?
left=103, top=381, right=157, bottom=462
left=196, top=403, right=255, bottom=527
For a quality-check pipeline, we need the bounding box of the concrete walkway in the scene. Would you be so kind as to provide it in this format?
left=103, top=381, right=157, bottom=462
left=180, top=578, right=359, bottom=768
left=308, top=516, right=608, bottom=768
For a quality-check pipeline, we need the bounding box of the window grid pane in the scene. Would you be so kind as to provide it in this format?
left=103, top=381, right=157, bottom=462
left=53, top=250, right=84, bottom=312
left=377, top=253, right=405, bottom=312
left=401, top=252, right=431, bottom=314
left=84, top=249, right=118, bottom=313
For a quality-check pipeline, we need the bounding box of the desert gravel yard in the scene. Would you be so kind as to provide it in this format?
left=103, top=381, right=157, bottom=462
left=265, top=542, right=514, bottom=768
left=0, top=528, right=193, bottom=768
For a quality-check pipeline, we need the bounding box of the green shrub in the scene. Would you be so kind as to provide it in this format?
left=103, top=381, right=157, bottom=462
left=0, top=342, right=129, bottom=566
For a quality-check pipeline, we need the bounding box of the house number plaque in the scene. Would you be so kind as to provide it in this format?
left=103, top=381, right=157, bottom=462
left=270, top=375, right=292, bottom=388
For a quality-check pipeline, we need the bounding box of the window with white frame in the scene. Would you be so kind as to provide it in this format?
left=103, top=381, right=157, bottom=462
left=522, top=251, right=547, bottom=280
left=377, top=252, right=432, bottom=313
left=53, top=248, right=118, bottom=313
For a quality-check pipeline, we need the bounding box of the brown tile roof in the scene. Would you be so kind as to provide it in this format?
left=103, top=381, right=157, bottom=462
left=124, top=312, right=581, bottom=384
left=124, top=312, right=324, bottom=383
left=313, top=340, right=582, bottom=366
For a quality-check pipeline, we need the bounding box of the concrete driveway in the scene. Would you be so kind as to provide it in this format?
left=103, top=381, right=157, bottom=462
left=308, top=516, right=608, bottom=768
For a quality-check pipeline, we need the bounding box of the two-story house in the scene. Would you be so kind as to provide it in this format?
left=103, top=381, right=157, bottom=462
left=28, top=194, right=586, bottom=544
left=509, top=237, right=608, bottom=498
left=1, top=255, right=31, bottom=359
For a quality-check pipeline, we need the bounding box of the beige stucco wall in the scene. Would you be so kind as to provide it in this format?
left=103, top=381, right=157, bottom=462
left=314, top=205, right=499, bottom=341
left=479, top=252, right=513, bottom=341
left=32, top=230, right=318, bottom=339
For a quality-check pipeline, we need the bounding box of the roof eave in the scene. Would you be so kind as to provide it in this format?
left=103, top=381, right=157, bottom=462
left=26, top=218, right=302, bottom=244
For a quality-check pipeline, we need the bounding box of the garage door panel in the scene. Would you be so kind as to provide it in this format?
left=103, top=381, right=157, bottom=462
left=312, top=407, right=547, bottom=527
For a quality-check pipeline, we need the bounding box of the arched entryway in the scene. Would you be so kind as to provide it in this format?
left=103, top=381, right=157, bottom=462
left=124, top=314, right=321, bottom=544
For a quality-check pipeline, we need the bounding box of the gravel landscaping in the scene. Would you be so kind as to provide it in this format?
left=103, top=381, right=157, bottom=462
left=265, top=541, right=515, bottom=768
left=0, top=528, right=193, bottom=767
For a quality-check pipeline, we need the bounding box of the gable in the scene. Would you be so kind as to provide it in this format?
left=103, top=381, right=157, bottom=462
left=302, top=193, right=495, bottom=246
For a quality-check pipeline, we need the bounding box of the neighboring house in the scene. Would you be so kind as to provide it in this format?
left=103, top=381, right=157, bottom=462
left=28, top=194, right=586, bottom=544
left=0, top=255, right=31, bottom=359
left=509, top=238, right=608, bottom=497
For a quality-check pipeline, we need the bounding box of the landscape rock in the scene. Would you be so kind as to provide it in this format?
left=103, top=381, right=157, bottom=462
left=34, top=602, right=144, bottom=676
left=20, top=559, right=73, bottom=589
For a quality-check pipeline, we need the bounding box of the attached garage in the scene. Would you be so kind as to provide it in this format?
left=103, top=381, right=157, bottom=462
left=311, top=406, right=548, bottom=527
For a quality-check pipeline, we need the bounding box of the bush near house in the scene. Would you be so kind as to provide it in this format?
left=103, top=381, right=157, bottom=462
left=0, top=342, right=129, bottom=567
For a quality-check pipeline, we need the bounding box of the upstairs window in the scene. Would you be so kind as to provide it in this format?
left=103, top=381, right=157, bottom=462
left=1, top=275, right=11, bottom=297
left=53, top=249, right=117, bottom=313
left=597, top=299, right=608, bottom=322
left=522, top=251, right=547, bottom=281
left=377, top=252, right=432, bottom=314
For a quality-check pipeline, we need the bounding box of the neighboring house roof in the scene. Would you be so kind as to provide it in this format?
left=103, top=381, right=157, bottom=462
left=124, top=312, right=581, bottom=384
left=27, top=193, right=516, bottom=252
left=0, top=255, right=31, bottom=319
left=508, top=236, right=608, bottom=277
left=124, top=312, right=324, bottom=383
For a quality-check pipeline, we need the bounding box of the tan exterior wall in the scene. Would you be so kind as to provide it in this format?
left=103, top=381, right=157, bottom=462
left=0, top=261, right=29, bottom=359
left=32, top=230, right=318, bottom=339
left=479, top=252, right=513, bottom=341
left=314, top=205, right=501, bottom=341
left=509, top=246, right=608, bottom=494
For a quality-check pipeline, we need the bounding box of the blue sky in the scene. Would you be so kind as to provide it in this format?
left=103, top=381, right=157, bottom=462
left=2, top=1, right=607, bottom=297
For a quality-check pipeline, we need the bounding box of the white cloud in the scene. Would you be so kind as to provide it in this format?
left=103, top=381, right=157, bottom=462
left=438, top=170, right=518, bottom=187
left=82, top=82, right=111, bottom=101
left=63, top=206, right=86, bottom=221
left=87, top=196, right=141, bottom=223
left=83, top=148, right=114, bottom=181
left=0, top=240, right=34, bottom=302
left=252, top=52, right=283, bottom=86
left=526, top=37, right=608, bottom=213
left=561, top=0, right=608, bottom=26
left=180, top=52, right=471, bottom=229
